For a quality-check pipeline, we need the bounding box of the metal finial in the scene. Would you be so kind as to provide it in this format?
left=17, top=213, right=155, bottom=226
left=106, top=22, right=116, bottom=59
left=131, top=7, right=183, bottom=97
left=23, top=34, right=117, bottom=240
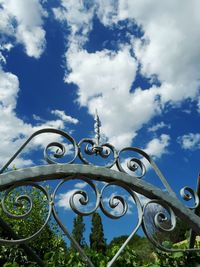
left=94, top=109, right=101, bottom=146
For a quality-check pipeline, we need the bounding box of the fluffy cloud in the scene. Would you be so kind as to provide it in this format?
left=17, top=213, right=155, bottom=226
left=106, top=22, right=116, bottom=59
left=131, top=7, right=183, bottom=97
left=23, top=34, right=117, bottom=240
left=117, top=0, right=200, bottom=104
left=56, top=182, right=88, bottom=210
left=0, top=69, right=78, bottom=168
left=0, top=0, right=47, bottom=58
left=148, top=122, right=171, bottom=132
left=178, top=133, right=200, bottom=150
left=51, top=110, right=79, bottom=124
left=53, top=0, right=95, bottom=46
left=66, top=45, right=161, bottom=148
left=55, top=0, right=200, bottom=155
left=144, top=134, right=170, bottom=158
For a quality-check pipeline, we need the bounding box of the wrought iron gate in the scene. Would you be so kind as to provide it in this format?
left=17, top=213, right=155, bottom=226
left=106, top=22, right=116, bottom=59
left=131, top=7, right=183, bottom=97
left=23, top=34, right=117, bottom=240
left=0, top=115, right=200, bottom=266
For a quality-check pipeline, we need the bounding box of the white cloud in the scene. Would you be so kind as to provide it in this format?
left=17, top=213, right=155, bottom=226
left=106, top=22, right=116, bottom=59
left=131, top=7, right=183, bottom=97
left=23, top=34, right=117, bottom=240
left=74, top=182, right=87, bottom=189
left=16, top=24, right=46, bottom=58
left=33, top=114, right=44, bottom=122
left=148, top=122, right=170, bottom=132
left=53, top=0, right=95, bottom=46
left=66, top=47, right=137, bottom=106
left=0, top=69, right=19, bottom=109
left=0, top=0, right=47, bottom=58
left=118, top=0, right=200, bottom=104
left=57, top=189, right=80, bottom=211
left=51, top=110, right=79, bottom=124
left=56, top=0, right=200, bottom=152
left=144, top=134, right=170, bottom=158
left=66, top=45, right=162, bottom=148
left=178, top=133, right=200, bottom=150
left=57, top=183, right=88, bottom=211
left=0, top=69, right=77, bottom=168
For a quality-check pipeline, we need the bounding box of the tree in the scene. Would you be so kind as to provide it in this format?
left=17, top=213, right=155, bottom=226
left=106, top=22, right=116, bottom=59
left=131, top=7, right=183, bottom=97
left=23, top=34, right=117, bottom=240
left=72, top=215, right=85, bottom=248
left=90, top=213, right=106, bottom=254
left=0, top=184, right=67, bottom=266
left=108, top=234, right=155, bottom=266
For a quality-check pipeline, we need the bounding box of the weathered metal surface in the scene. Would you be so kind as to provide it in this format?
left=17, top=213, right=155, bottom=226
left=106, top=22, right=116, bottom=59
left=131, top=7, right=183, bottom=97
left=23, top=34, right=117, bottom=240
left=189, top=174, right=200, bottom=248
left=0, top=125, right=200, bottom=266
left=0, top=164, right=200, bottom=236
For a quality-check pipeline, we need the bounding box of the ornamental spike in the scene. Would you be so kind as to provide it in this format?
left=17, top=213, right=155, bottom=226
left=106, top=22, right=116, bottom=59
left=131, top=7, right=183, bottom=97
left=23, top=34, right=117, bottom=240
left=94, top=109, right=101, bottom=146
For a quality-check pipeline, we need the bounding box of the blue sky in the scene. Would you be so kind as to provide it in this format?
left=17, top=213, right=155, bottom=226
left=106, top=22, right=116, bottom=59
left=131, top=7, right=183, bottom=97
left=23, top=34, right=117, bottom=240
left=0, top=0, right=200, bottom=243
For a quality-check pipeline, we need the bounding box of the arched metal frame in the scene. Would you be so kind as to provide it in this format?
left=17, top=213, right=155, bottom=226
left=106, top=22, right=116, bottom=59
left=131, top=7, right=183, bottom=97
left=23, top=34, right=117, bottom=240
left=0, top=127, right=200, bottom=267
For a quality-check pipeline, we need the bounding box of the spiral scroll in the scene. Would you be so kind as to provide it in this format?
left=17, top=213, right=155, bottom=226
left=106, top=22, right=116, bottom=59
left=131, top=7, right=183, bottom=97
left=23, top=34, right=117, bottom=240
left=51, top=176, right=143, bottom=267
left=1, top=125, right=200, bottom=261
left=78, top=138, right=118, bottom=168
left=99, top=181, right=140, bottom=219
left=180, top=186, right=199, bottom=210
left=142, top=200, right=178, bottom=252
left=0, top=127, right=176, bottom=200
left=52, top=176, right=101, bottom=216
left=0, top=182, right=52, bottom=245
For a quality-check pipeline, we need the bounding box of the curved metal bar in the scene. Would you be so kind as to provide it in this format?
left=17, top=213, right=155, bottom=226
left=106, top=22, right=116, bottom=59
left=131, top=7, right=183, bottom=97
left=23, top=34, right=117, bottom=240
left=52, top=176, right=101, bottom=216
left=0, top=128, right=78, bottom=174
left=78, top=138, right=118, bottom=168
left=1, top=164, right=200, bottom=237
left=100, top=182, right=129, bottom=219
left=180, top=186, right=199, bottom=210
left=117, top=147, right=176, bottom=197
left=0, top=127, right=176, bottom=199
left=52, top=176, right=144, bottom=266
left=0, top=123, right=199, bottom=265
left=0, top=181, right=52, bottom=245
left=103, top=182, right=143, bottom=267
left=142, top=199, right=200, bottom=252
left=52, top=199, right=95, bottom=267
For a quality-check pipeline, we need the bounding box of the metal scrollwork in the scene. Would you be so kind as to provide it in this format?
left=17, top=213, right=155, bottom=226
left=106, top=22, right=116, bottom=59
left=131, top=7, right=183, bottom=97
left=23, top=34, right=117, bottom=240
left=0, top=182, right=52, bottom=245
left=116, top=146, right=175, bottom=196
left=51, top=176, right=143, bottom=267
left=101, top=181, right=143, bottom=267
left=180, top=186, right=199, bottom=210
left=142, top=200, right=177, bottom=252
left=44, top=141, right=66, bottom=164
left=117, top=147, right=146, bottom=178
left=142, top=198, right=200, bottom=252
left=100, top=182, right=131, bottom=219
left=0, top=113, right=200, bottom=265
left=53, top=176, right=101, bottom=216
left=0, top=121, right=175, bottom=198
left=0, top=128, right=78, bottom=174
left=78, top=138, right=118, bottom=168
left=43, top=130, right=78, bottom=164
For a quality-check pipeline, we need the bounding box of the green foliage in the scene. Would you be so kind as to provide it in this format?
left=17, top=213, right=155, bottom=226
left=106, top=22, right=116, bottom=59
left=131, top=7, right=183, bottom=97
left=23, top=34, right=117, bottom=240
left=90, top=213, right=106, bottom=254
left=3, top=263, right=20, bottom=267
left=150, top=239, right=200, bottom=267
left=0, top=185, right=67, bottom=266
left=108, top=234, right=155, bottom=265
left=72, top=215, right=85, bottom=248
left=155, top=248, right=200, bottom=267
left=107, top=244, right=138, bottom=267
left=1, top=186, right=200, bottom=267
